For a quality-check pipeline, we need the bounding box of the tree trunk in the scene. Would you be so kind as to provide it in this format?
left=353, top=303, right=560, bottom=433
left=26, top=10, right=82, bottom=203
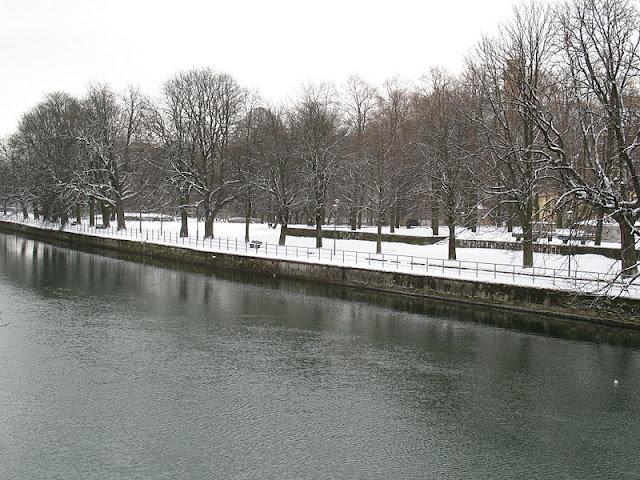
left=349, top=207, right=357, bottom=231
left=115, top=199, right=126, bottom=230
left=555, top=208, right=563, bottom=229
left=507, top=205, right=514, bottom=233
left=395, top=209, right=400, bottom=229
left=75, top=204, right=82, bottom=224
left=448, top=223, right=456, bottom=260
left=244, top=201, right=252, bottom=243
left=204, top=207, right=214, bottom=239
left=521, top=206, right=534, bottom=268
left=447, top=191, right=456, bottom=259
left=33, top=203, right=40, bottom=220
left=594, top=209, right=604, bottom=246
left=315, top=207, right=323, bottom=248
left=357, top=209, right=362, bottom=229
left=431, top=203, right=440, bottom=236
left=89, top=198, right=95, bottom=227
left=21, top=202, right=28, bottom=219
left=277, top=207, right=290, bottom=246
left=42, top=202, right=50, bottom=222
left=376, top=215, right=382, bottom=254
left=618, top=216, right=638, bottom=277
left=180, top=206, right=188, bottom=237
left=61, top=209, right=69, bottom=227
left=390, top=209, right=396, bottom=234
left=278, top=224, right=288, bottom=246
left=101, top=204, right=110, bottom=228
left=179, top=189, right=189, bottom=237
left=469, top=206, right=477, bottom=233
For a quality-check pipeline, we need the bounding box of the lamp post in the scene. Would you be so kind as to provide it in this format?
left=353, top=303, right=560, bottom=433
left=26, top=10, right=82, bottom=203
left=332, top=199, right=340, bottom=255
left=475, top=204, right=485, bottom=233
left=567, top=209, right=574, bottom=275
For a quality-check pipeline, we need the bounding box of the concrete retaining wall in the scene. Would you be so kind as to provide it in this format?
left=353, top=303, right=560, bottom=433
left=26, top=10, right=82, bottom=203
left=2, top=220, right=639, bottom=329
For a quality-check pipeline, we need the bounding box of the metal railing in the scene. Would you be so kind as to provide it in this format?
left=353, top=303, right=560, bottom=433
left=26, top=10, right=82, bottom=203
left=1, top=214, right=637, bottom=296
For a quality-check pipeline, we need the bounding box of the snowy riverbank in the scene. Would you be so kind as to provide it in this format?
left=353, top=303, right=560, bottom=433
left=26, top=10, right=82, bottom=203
left=134, top=217, right=624, bottom=278
left=1, top=214, right=638, bottom=299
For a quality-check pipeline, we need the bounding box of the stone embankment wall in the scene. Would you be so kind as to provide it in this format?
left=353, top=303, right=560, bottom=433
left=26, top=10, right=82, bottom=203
left=455, top=239, right=628, bottom=260
left=285, top=227, right=633, bottom=260
left=285, top=227, right=446, bottom=245
left=2, top=220, right=639, bottom=329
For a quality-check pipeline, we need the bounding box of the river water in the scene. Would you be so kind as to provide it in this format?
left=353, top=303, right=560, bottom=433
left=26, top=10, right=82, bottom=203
left=0, top=232, right=639, bottom=479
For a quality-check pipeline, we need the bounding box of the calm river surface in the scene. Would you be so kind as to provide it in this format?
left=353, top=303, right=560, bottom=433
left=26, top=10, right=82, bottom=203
left=0, top=232, right=639, bottom=479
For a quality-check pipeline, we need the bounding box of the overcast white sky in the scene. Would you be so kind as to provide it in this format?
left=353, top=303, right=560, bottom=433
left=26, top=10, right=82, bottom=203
left=0, top=0, right=519, bottom=136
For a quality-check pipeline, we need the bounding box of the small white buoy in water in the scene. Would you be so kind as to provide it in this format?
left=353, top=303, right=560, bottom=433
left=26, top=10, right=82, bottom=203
left=614, top=379, right=619, bottom=386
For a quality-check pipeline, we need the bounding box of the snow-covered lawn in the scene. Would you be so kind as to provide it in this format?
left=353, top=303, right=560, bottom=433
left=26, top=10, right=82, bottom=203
left=133, top=218, right=621, bottom=277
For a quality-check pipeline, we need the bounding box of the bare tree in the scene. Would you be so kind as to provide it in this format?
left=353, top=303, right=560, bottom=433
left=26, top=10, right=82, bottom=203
left=530, top=0, right=640, bottom=277
left=467, top=2, right=556, bottom=267
left=359, top=78, right=414, bottom=254
left=341, top=75, right=378, bottom=230
left=363, top=118, right=394, bottom=254
left=291, top=84, right=344, bottom=248
left=247, top=106, right=305, bottom=245
left=151, top=76, right=199, bottom=237
left=378, top=77, right=415, bottom=233
left=159, top=68, right=244, bottom=238
left=76, top=84, right=146, bottom=229
left=416, top=70, right=476, bottom=260
left=235, top=90, right=264, bottom=242
left=7, top=92, right=83, bottom=224
left=0, top=140, right=10, bottom=214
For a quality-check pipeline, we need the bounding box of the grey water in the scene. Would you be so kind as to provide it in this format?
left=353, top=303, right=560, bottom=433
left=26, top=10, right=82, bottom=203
left=0, top=232, right=639, bottom=480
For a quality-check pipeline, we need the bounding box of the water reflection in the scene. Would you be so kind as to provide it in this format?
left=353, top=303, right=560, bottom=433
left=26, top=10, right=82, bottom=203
left=0, top=232, right=639, bottom=479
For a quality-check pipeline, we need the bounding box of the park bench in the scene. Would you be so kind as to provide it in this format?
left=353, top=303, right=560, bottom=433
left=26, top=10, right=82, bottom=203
left=512, top=232, right=551, bottom=242
left=556, top=232, right=595, bottom=245
left=367, top=256, right=401, bottom=265
left=248, top=240, right=263, bottom=250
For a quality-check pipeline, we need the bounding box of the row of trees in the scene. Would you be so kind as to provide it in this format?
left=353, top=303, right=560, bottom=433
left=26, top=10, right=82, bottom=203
left=1, top=0, right=638, bottom=278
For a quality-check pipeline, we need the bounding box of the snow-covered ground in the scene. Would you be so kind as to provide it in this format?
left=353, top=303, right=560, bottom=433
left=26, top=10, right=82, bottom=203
left=2, top=214, right=637, bottom=298
left=134, top=218, right=621, bottom=276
